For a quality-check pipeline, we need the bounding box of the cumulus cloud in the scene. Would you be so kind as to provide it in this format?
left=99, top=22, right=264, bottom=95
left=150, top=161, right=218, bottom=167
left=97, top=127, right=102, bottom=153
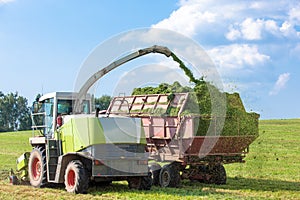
left=228, top=3, right=300, bottom=40
left=151, top=0, right=297, bottom=101
left=153, top=0, right=300, bottom=41
left=225, top=18, right=283, bottom=41
left=207, top=44, right=270, bottom=69
left=152, top=3, right=217, bottom=37
left=280, top=21, right=295, bottom=37
left=152, top=0, right=246, bottom=38
left=289, top=4, right=300, bottom=24
left=264, top=20, right=279, bottom=35
left=240, top=18, right=264, bottom=40
left=226, top=24, right=242, bottom=41
left=269, top=73, right=290, bottom=96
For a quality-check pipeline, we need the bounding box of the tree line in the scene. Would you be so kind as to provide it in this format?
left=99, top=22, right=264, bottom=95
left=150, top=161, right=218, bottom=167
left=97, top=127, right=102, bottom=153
left=0, top=91, right=31, bottom=132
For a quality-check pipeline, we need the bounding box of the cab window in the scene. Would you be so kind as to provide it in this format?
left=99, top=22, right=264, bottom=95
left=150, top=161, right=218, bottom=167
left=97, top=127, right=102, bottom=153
left=57, top=99, right=73, bottom=115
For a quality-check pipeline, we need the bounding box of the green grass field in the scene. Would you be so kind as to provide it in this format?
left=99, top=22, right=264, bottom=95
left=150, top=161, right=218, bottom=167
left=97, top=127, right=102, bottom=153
left=0, top=119, right=299, bottom=199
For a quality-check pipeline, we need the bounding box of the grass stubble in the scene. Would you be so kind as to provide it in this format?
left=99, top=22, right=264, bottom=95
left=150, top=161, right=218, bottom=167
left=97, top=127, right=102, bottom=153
left=0, top=119, right=299, bottom=199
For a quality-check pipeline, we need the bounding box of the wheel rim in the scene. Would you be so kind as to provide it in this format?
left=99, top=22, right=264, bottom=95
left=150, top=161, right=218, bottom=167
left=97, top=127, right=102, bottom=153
left=67, top=169, right=76, bottom=188
left=32, top=157, right=41, bottom=181
left=161, top=171, right=170, bottom=186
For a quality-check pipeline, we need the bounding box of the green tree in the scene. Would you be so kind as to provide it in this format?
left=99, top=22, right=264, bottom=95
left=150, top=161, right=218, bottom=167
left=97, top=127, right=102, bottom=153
left=0, top=92, right=5, bottom=132
left=94, top=95, right=112, bottom=111
left=0, top=91, right=31, bottom=132
left=17, top=96, right=32, bottom=130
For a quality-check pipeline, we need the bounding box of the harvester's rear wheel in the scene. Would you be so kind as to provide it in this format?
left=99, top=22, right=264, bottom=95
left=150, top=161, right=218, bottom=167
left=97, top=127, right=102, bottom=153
left=64, top=160, right=89, bottom=193
left=159, top=163, right=180, bottom=188
left=28, top=146, right=47, bottom=187
left=149, top=163, right=161, bottom=186
left=128, top=173, right=152, bottom=190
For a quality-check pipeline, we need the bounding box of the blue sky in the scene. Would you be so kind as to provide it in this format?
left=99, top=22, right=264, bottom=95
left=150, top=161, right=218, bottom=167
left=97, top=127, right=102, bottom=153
left=0, top=0, right=299, bottom=119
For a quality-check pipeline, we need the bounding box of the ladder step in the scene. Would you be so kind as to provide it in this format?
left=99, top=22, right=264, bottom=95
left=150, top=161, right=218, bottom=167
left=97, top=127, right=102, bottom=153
left=152, top=137, right=172, bottom=139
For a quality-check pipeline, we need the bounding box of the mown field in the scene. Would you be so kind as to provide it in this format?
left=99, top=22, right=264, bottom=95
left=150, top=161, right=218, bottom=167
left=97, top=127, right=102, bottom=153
left=0, top=119, right=299, bottom=199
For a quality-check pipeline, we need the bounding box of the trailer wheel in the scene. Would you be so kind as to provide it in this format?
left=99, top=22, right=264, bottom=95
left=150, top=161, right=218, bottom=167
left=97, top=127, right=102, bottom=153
left=28, top=146, right=47, bottom=187
left=128, top=173, right=152, bottom=190
left=205, top=164, right=226, bottom=185
left=159, top=164, right=180, bottom=187
left=212, top=164, right=226, bottom=185
left=64, top=160, right=89, bottom=193
left=149, top=163, right=161, bottom=186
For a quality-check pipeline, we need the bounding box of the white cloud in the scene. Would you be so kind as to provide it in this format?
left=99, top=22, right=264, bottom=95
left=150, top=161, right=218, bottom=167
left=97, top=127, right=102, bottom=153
left=153, top=0, right=299, bottom=41
left=226, top=25, right=241, bottom=41
left=264, top=20, right=279, bottom=35
left=226, top=18, right=282, bottom=41
left=0, top=0, right=14, bottom=3
left=289, top=4, right=300, bottom=24
left=150, top=0, right=297, bottom=105
left=208, top=44, right=270, bottom=69
left=280, top=21, right=295, bottom=37
left=269, top=73, right=290, bottom=96
left=152, top=4, right=217, bottom=37
left=240, top=18, right=264, bottom=40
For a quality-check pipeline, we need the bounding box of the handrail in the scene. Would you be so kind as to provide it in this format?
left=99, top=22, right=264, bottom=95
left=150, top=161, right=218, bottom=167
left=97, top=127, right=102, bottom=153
left=31, top=112, right=47, bottom=137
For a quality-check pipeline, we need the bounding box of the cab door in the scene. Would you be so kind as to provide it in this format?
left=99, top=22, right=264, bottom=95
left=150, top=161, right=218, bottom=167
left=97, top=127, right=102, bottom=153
left=43, top=98, right=54, bottom=138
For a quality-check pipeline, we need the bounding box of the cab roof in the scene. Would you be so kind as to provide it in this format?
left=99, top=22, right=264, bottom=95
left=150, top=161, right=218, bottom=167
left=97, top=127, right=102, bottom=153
left=39, top=92, right=91, bottom=102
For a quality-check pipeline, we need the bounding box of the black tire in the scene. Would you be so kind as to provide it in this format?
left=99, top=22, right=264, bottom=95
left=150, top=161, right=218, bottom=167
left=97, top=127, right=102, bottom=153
left=141, top=173, right=152, bottom=190
left=64, top=160, right=89, bottom=193
left=28, top=146, right=47, bottom=187
left=128, top=173, right=152, bottom=190
left=205, top=164, right=227, bottom=185
left=159, top=164, right=180, bottom=188
left=149, top=163, right=161, bottom=186
left=197, top=165, right=211, bottom=184
left=212, top=164, right=227, bottom=185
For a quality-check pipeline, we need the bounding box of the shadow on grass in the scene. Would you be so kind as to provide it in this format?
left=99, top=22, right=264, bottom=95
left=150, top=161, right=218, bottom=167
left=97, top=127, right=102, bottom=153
left=223, top=177, right=300, bottom=192
left=87, top=181, right=230, bottom=197
left=2, top=175, right=298, bottom=198
left=87, top=182, right=228, bottom=197
left=86, top=177, right=300, bottom=197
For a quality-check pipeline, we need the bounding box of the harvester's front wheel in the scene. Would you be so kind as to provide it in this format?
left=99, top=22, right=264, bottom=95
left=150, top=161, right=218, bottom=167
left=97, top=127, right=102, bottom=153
left=64, top=160, right=89, bottom=194
left=28, top=146, right=47, bottom=187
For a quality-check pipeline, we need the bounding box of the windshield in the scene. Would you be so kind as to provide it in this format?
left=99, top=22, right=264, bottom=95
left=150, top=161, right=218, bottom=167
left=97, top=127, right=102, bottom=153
left=57, top=99, right=90, bottom=114
left=57, top=99, right=73, bottom=115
